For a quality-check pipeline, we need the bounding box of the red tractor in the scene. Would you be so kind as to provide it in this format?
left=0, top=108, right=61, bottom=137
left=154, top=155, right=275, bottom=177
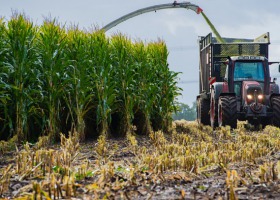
left=196, top=33, right=280, bottom=129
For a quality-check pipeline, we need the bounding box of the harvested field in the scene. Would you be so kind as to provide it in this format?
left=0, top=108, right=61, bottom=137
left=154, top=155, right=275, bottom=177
left=1, top=120, right=280, bottom=199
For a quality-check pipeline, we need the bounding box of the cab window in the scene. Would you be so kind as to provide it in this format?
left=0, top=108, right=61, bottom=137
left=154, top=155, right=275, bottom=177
left=234, top=61, right=264, bottom=81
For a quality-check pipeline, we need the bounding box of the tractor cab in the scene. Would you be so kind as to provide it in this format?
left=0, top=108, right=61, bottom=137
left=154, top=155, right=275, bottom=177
left=224, top=56, right=269, bottom=112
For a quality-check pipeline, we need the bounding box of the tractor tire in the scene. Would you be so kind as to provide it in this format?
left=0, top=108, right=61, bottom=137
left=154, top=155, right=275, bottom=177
left=271, top=96, right=280, bottom=128
left=261, top=118, right=271, bottom=129
left=210, top=97, right=218, bottom=129
left=218, top=96, right=237, bottom=129
left=197, top=98, right=210, bottom=125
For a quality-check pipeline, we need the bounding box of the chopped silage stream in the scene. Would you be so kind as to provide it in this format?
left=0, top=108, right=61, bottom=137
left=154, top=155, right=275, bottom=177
left=1, top=121, right=280, bottom=199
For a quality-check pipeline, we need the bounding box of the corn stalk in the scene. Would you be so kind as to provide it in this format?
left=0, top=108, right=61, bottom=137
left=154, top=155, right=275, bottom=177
left=4, top=13, right=40, bottom=142
left=89, top=31, right=116, bottom=136
left=148, top=41, right=181, bottom=132
left=63, top=27, right=95, bottom=140
left=38, top=18, right=66, bottom=141
left=110, top=34, right=136, bottom=136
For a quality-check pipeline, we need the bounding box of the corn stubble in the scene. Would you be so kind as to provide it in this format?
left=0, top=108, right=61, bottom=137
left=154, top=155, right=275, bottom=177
left=1, top=121, right=280, bottom=199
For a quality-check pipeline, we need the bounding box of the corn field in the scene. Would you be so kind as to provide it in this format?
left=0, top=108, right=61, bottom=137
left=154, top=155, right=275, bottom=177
left=0, top=13, right=181, bottom=142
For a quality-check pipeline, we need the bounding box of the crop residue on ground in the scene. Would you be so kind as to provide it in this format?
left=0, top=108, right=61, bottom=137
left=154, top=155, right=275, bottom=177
left=1, top=121, right=280, bottom=199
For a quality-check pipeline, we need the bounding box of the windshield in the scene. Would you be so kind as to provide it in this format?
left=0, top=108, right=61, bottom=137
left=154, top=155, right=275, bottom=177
left=233, top=61, right=264, bottom=81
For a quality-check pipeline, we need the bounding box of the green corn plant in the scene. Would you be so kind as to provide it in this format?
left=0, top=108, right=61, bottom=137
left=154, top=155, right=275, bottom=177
left=147, top=41, right=166, bottom=131
left=160, top=68, right=182, bottom=132
left=89, top=30, right=116, bottom=136
left=0, top=18, right=11, bottom=139
left=110, top=34, right=137, bottom=136
left=0, top=14, right=182, bottom=141
left=4, top=13, right=41, bottom=142
left=38, top=18, right=67, bottom=141
left=147, top=41, right=181, bottom=132
left=63, top=26, right=95, bottom=140
left=131, top=41, right=154, bottom=135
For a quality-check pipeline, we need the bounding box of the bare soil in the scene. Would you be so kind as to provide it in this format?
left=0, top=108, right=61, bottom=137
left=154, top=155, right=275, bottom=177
left=1, top=123, right=280, bottom=199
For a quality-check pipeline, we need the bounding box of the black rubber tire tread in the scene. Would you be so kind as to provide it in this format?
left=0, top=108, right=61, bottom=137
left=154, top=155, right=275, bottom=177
left=259, top=118, right=271, bottom=130
left=197, top=98, right=210, bottom=125
left=271, top=96, right=280, bottom=128
left=218, top=96, right=237, bottom=129
left=210, top=98, right=218, bottom=129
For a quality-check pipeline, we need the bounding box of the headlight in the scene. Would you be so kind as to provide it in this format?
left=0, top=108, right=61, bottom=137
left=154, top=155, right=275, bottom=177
left=247, top=94, right=253, bottom=100
left=257, top=94, right=263, bottom=100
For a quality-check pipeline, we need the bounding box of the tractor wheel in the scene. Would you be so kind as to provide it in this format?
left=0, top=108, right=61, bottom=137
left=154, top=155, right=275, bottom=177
left=271, top=96, right=280, bottom=128
left=218, top=96, right=237, bottom=129
left=210, top=97, right=218, bottom=129
left=197, top=98, right=210, bottom=125
left=260, top=118, right=271, bottom=130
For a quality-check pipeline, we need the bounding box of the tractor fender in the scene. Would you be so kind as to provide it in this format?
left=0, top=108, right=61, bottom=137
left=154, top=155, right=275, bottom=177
left=211, top=82, right=226, bottom=100
left=270, top=83, right=280, bottom=94
left=197, top=92, right=209, bottom=101
left=270, top=93, right=280, bottom=97
left=219, top=92, right=236, bottom=97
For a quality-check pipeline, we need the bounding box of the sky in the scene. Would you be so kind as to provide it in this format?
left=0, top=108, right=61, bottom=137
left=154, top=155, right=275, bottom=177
left=1, top=0, right=280, bottom=105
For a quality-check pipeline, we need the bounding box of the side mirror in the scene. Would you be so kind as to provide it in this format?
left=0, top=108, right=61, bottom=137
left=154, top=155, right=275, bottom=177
left=279, top=64, right=280, bottom=72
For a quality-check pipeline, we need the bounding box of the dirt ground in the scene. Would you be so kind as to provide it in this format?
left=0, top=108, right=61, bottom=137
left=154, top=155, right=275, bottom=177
left=1, top=121, right=280, bottom=199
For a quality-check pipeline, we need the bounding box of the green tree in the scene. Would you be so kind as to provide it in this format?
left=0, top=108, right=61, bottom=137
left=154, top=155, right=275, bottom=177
left=173, top=102, right=196, bottom=121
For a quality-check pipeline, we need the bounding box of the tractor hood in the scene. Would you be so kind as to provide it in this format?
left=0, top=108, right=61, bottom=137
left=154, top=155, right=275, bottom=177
left=242, top=81, right=263, bottom=106
left=242, top=81, right=261, bottom=92
left=242, top=81, right=262, bottom=98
